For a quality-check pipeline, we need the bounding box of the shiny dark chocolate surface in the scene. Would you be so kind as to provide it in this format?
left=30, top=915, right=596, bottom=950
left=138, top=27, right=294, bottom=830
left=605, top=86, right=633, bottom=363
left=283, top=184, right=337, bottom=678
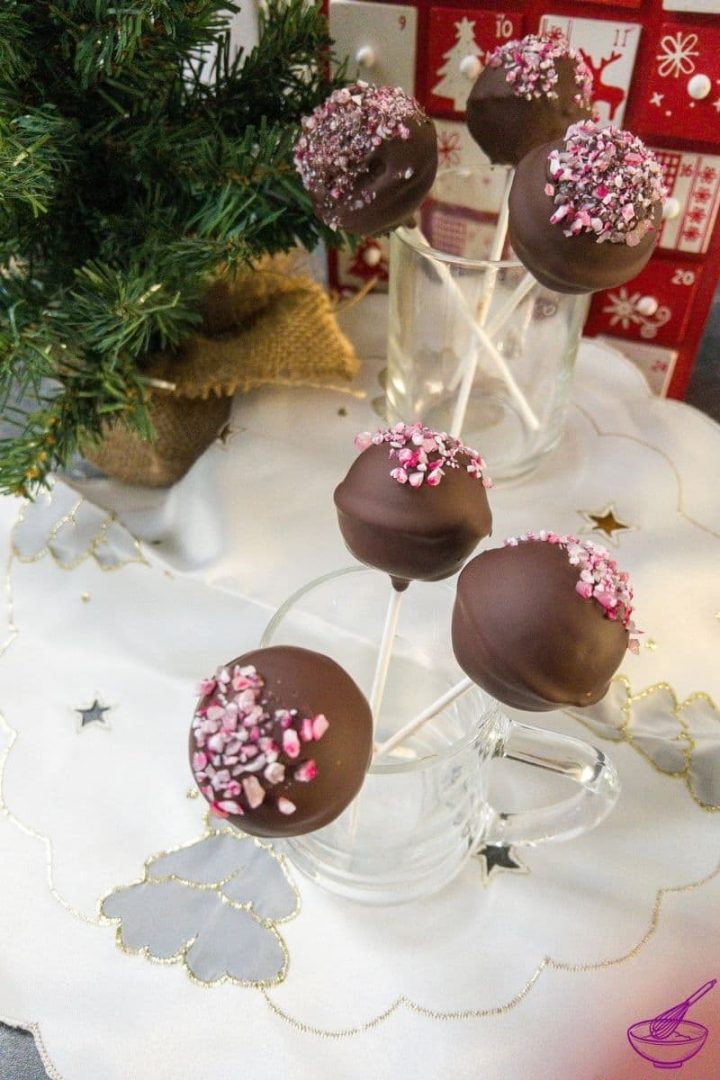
left=334, top=442, right=493, bottom=589
left=190, top=646, right=373, bottom=838
left=314, top=114, right=438, bottom=237
left=466, top=57, right=591, bottom=167
left=508, top=139, right=662, bottom=295
left=452, top=543, right=629, bottom=711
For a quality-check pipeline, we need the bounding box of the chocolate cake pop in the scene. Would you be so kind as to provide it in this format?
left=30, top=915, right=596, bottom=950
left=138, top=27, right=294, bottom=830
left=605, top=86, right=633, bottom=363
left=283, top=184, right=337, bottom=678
left=334, top=422, right=493, bottom=592
left=452, top=532, right=639, bottom=712
left=189, top=646, right=373, bottom=838
left=293, top=82, right=438, bottom=235
left=466, top=32, right=593, bottom=167
left=508, top=120, right=666, bottom=294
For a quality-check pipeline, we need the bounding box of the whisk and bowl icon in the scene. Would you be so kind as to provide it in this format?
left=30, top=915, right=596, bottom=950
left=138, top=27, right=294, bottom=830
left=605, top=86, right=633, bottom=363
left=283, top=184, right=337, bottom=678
left=627, top=979, right=716, bottom=1069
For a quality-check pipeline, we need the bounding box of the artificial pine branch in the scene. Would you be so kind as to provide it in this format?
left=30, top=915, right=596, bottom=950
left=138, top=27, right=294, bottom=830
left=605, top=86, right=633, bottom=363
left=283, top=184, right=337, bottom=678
left=0, top=0, right=347, bottom=497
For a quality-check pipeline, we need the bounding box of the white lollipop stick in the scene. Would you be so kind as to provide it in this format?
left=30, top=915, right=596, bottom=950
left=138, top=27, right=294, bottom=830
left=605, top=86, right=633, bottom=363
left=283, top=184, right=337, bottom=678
left=404, top=225, right=540, bottom=434
left=446, top=168, right=513, bottom=402
left=347, top=586, right=404, bottom=841
left=476, top=168, right=514, bottom=320
left=445, top=173, right=540, bottom=436
left=368, top=586, right=405, bottom=726
left=485, top=270, right=537, bottom=338
left=373, top=675, right=473, bottom=759
left=446, top=272, right=536, bottom=393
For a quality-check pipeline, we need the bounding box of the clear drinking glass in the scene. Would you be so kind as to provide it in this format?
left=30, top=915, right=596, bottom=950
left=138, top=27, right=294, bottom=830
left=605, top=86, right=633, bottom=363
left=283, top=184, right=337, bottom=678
left=260, top=567, right=619, bottom=905
left=386, top=166, right=590, bottom=482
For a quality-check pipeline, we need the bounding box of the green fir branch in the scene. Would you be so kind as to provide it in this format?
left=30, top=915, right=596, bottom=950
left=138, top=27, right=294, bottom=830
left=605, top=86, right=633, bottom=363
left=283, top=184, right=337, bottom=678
left=0, top=0, right=351, bottom=496
left=0, top=349, right=153, bottom=497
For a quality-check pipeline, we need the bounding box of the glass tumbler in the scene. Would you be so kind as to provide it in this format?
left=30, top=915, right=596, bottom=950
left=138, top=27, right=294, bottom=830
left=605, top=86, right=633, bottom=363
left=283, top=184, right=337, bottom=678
left=386, top=166, right=590, bottom=482
left=261, top=567, right=619, bottom=905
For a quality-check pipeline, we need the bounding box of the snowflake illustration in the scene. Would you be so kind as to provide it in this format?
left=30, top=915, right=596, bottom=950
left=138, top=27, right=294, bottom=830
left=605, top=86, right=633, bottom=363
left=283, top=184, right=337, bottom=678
left=602, top=288, right=643, bottom=330
left=437, top=129, right=462, bottom=168
left=700, top=167, right=718, bottom=184
left=656, top=32, right=699, bottom=78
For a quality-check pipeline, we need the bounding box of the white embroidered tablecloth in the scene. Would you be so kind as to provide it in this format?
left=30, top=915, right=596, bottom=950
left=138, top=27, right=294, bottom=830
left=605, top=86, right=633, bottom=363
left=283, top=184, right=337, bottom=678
left=1, top=297, right=719, bottom=1079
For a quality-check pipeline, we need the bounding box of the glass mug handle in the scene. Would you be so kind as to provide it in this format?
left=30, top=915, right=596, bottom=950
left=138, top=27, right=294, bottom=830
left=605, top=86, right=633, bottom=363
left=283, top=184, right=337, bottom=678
left=479, top=714, right=620, bottom=848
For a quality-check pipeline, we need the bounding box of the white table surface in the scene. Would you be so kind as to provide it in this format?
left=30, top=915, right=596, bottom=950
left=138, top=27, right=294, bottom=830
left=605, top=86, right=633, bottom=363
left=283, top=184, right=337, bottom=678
left=1, top=296, right=719, bottom=1079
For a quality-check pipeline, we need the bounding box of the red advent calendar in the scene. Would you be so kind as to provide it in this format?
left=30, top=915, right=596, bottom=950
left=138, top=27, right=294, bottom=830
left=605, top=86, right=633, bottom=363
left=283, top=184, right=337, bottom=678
left=327, top=0, right=720, bottom=399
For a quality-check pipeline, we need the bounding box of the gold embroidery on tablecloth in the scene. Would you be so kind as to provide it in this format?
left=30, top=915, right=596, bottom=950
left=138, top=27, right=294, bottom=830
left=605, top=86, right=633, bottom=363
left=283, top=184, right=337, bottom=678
left=0, top=1017, right=65, bottom=1080
left=573, top=402, right=720, bottom=543
left=0, top=705, right=104, bottom=927
left=568, top=675, right=720, bottom=812
left=261, top=854, right=720, bottom=1036
left=11, top=481, right=148, bottom=571
left=100, top=821, right=300, bottom=989
left=0, top=496, right=150, bottom=924
left=0, top=540, right=104, bottom=926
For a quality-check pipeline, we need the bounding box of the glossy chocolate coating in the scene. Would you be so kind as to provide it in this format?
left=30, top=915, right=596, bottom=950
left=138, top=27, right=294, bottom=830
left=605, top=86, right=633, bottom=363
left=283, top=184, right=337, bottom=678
left=466, top=57, right=591, bottom=167
left=452, top=543, right=629, bottom=711
left=312, top=114, right=438, bottom=236
left=508, top=139, right=662, bottom=295
left=189, top=646, right=373, bottom=838
left=334, top=442, right=492, bottom=590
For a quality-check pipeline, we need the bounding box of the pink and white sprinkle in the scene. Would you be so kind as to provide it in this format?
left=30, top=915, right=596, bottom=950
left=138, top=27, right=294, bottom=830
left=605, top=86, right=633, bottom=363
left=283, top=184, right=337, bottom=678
left=504, top=531, right=640, bottom=652
left=354, top=422, right=492, bottom=489
left=293, top=82, right=427, bottom=230
left=190, top=663, right=329, bottom=818
left=487, top=30, right=593, bottom=107
left=545, top=121, right=667, bottom=245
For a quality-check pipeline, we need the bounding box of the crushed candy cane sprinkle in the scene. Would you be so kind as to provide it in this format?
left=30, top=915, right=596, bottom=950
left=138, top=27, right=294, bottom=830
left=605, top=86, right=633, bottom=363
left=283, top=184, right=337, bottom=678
left=488, top=30, right=593, bottom=107
left=191, top=664, right=329, bottom=819
left=505, top=531, right=640, bottom=652
left=293, top=82, right=427, bottom=230
left=355, top=422, right=492, bottom=489
left=545, top=121, right=667, bottom=246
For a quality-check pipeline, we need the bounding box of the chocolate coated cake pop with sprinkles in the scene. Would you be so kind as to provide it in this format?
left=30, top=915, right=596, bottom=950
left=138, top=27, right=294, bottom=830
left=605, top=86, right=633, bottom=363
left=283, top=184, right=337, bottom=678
left=293, top=82, right=438, bottom=235
left=466, top=31, right=593, bottom=167
left=190, top=646, right=373, bottom=837
left=452, top=532, right=639, bottom=712
left=508, top=120, right=666, bottom=294
left=334, top=422, right=493, bottom=592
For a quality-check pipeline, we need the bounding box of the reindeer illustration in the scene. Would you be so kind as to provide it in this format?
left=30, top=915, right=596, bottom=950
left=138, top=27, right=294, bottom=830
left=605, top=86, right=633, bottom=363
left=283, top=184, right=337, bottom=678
left=580, top=50, right=625, bottom=121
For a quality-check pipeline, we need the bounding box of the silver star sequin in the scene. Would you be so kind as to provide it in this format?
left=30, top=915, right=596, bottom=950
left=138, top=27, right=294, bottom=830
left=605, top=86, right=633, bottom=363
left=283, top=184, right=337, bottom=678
left=476, top=843, right=530, bottom=886
left=75, top=698, right=111, bottom=730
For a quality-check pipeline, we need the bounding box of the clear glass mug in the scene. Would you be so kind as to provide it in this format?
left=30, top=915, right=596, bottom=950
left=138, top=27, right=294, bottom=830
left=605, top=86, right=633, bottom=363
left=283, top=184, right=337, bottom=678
left=386, top=165, right=590, bottom=482
left=260, top=567, right=619, bottom=905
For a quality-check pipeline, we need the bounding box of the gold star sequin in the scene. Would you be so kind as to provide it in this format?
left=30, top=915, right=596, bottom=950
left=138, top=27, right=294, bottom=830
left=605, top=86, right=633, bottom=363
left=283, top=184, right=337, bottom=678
left=579, top=504, right=634, bottom=545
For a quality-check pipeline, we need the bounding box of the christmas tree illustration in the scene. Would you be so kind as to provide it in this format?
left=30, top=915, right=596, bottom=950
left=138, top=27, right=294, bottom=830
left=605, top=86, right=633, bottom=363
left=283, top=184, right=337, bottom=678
left=432, top=18, right=481, bottom=111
